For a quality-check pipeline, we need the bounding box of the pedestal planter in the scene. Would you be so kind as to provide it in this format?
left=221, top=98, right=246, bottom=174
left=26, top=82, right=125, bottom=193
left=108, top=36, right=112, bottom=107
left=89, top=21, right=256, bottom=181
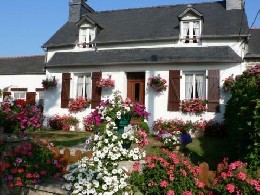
left=115, top=115, right=131, bottom=134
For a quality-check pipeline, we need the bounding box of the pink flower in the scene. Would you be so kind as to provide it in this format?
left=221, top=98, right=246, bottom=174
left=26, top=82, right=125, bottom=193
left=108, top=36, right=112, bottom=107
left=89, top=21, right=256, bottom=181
left=236, top=172, right=246, bottom=180
left=160, top=180, right=169, bottom=188
left=226, top=184, right=235, bottom=193
left=167, top=190, right=175, bottom=195
left=182, top=191, right=192, bottom=195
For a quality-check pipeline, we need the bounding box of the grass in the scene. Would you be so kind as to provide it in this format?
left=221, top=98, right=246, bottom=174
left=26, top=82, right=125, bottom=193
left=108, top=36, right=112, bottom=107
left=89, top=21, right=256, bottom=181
left=30, top=130, right=92, bottom=148
left=30, top=130, right=233, bottom=170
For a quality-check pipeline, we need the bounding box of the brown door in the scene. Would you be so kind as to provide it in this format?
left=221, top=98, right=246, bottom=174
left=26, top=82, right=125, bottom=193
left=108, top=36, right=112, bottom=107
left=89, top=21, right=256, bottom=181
left=26, top=92, right=36, bottom=105
left=127, top=72, right=145, bottom=105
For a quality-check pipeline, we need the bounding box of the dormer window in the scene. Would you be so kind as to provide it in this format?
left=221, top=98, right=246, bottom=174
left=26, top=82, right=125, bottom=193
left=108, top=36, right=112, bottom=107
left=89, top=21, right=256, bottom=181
left=178, top=5, right=203, bottom=44
left=79, top=26, right=95, bottom=48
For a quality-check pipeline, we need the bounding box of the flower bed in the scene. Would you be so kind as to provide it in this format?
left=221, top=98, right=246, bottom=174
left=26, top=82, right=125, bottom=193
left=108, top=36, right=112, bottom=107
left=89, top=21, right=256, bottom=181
left=180, top=99, right=208, bottom=114
left=48, top=114, right=79, bottom=131
left=68, top=96, right=91, bottom=113
left=0, top=99, right=44, bottom=134
left=147, top=74, right=167, bottom=93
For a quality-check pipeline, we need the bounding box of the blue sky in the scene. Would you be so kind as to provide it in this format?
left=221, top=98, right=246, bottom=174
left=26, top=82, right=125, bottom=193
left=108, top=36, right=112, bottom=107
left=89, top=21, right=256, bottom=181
left=0, top=0, right=259, bottom=57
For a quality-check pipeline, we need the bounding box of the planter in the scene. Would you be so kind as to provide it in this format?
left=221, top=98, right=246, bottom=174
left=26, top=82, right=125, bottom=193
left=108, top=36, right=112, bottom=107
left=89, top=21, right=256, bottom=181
left=115, top=115, right=131, bottom=134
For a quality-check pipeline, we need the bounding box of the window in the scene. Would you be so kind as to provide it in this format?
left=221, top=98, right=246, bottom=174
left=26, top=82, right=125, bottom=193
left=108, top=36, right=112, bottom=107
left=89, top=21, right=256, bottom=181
left=181, top=20, right=201, bottom=43
left=184, top=71, right=206, bottom=99
left=37, top=91, right=44, bottom=106
left=75, top=74, right=92, bottom=99
left=79, top=27, right=95, bottom=48
left=13, top=91, right=26, bottom=100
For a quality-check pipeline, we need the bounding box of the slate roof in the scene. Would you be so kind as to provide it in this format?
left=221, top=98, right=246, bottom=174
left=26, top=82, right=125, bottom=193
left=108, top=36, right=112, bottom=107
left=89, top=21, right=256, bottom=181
left=46, top=46, right=242, bottom=67
left=43, top=1, right=248, bottom=48
left=245, top=29, right=260, bottom=58
left=0, top=56, right=45, bottom=75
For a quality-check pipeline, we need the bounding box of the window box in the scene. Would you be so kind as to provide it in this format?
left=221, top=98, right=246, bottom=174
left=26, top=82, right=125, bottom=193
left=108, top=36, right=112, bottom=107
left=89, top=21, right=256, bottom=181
left=180, top=98, right=208, bottom=114
left=42, top=77, right=57, bottom=90
left=96, top=77, right=115, bottom=88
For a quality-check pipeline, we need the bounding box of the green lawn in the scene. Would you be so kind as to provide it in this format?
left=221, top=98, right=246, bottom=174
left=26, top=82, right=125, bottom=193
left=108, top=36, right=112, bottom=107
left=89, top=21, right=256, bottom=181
left=31, top=130, right=233, bottom=170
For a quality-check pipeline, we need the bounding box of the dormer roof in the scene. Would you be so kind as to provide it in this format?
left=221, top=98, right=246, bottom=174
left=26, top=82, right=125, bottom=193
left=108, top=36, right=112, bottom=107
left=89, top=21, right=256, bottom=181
left=76, top=15, right=102, bottom=28
left=178, top=4, right=203, bottom=20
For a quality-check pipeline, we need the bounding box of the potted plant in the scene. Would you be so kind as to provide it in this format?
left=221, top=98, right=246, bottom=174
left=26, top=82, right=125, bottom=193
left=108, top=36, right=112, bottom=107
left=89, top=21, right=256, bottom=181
left=96, top=76, right=115, bottom=88
left=42, top=77, right=57, bottom=90
left=147, top=74, right=167, bottom=93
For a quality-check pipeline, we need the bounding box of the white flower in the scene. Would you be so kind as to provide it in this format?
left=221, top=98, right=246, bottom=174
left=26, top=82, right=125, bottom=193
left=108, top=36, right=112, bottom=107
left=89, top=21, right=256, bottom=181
left=112, top=169, right=118, bottom=174
left=106, top=116, right=111, bottom=122
left=121, top=133, right=127, bottom=139
left=104, top=139, right=109, bottom=144
left=102, top=184, right=108, bottom=190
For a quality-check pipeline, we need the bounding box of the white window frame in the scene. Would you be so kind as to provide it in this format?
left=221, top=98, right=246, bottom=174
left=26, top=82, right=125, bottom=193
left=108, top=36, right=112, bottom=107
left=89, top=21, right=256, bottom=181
left=71, top=73, right=92, bottom=99
left=13, top=91, right=26, bottom=100
left=182, top=71, right=206, bottom=100
left=79, top=22, right=96, bottom=48
left=180, top=20, right=201, bottom=43
left=36, top=91, right=44, bottom=106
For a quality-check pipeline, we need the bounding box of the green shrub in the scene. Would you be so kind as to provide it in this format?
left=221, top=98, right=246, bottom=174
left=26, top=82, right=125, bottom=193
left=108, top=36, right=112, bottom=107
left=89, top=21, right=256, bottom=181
left=224, top=64, right=260, bottom=171
left=138, top=121, right=150, bottom=134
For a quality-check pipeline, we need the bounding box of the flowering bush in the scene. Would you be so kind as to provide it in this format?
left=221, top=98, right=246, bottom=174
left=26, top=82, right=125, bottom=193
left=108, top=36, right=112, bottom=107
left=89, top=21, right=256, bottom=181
left=41, top=77, right=57, bottom=90
left=209, top=158, right=260, bottom=194
left=147, top=74, right=167, bottom=93
left=83, top=91, right=149, bottom=131
left=0, top=138, right=4, bottom=156
left=0, top=99, right=44, bottom=134
left=48, top=114, right=79, bottom=131
left=68, top=96, right=91, bottom=113
left=129, top=150, right=206, bottom=194
left=0, top=140, right=65, bottom=188
left=223, top=74, right=235, bottom=92
left=63, top=122, right=147, bottom=194
left=97, top=77, right=115, bottom=88
left=180, top=99, right=208, bottom=114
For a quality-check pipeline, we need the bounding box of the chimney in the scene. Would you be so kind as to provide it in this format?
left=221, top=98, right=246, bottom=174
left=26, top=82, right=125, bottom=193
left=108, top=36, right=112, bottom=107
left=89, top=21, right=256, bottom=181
left=226, top=0, right=244, bottom=10
left=68, top=0, right=94, bottom=22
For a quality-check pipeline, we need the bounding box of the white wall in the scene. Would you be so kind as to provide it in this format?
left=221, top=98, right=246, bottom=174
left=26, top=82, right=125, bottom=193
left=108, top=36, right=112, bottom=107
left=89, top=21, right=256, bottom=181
left=0, top=74, right=46, bottom=101
left=44, top=62, right=245, bottom=130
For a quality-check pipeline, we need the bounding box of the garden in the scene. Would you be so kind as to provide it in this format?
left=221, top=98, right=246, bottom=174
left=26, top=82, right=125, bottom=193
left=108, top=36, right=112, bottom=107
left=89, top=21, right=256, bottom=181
left=0, top=65, right=259, bottom=194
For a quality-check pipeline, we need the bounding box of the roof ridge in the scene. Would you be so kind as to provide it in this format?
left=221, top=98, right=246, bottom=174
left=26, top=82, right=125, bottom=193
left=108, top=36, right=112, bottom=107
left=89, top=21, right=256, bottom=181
left=0, top=55, right=45, bottom=60
left=90, top=0, right=222, bottom=14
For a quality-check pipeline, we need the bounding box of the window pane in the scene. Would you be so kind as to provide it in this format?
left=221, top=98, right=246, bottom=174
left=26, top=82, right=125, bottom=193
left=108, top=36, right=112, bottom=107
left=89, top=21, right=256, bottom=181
left=195, top=74, right=205, bottom=99
left=85, top=76, right=92, bottom=99
left=185, top=75, right=193, bottom=99
left=77, top=76, right=84, bottom=97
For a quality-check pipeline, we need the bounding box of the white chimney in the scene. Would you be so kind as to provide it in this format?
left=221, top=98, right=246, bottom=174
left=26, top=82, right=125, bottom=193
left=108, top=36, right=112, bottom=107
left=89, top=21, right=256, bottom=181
left=226, top=0, right=244, bottom=10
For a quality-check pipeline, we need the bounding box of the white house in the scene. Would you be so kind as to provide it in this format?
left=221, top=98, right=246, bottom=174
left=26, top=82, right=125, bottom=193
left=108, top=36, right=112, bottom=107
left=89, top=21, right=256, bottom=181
left=0, top=55, right=46, bottom=107
left=42, top=0, right=250, bottom=129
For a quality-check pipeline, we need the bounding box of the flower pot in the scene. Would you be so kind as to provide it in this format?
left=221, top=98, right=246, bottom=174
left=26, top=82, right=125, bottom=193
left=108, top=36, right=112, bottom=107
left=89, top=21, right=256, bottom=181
left=115, top=115, right=131, bottom=134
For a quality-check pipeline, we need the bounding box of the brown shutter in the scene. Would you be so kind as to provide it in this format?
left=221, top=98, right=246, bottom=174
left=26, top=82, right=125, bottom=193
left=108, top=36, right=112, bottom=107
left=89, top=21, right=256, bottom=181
left=168, top=70, right=180, bottom=111
left=91, top=72, right=102, bottom=108
left=3, top=92, right=11, bottom=100
left=61, top=73, right=71, bottom=108
left=208, top=70, right=220, bottom=112
left=26, top=92, right=36, bottom=105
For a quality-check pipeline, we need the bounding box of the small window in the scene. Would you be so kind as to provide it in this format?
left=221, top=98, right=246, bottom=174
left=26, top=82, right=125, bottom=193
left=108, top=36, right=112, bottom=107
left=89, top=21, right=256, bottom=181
left=181, top=20, right=201, bottom=43
left=79, top=27, right=95, bottom=48
left=75, top=74, right=92, bottom=99
left=13, top=92, right=26, bottom=100
left=184, top=72, right=206, bottom=99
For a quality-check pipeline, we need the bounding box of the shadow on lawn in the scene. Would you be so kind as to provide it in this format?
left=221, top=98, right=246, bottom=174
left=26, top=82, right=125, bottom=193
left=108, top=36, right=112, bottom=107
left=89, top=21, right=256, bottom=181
left=183, top=136, right=237, bottom=170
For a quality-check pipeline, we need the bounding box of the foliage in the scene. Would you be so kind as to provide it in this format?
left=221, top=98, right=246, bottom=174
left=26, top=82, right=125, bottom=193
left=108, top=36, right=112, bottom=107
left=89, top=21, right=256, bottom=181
left=48, top=114, right=79, bottom=131
left=0, top=99, right=44, bottom=134
left=147, top=74, right=167, bottom=93
left=83, top=91, right=149, bottom=131
left=129, top=150, right=206, bottom=194
left=0, top=140, right=65, bottom=188
left=41, top=77, right=57, bottom=90
left=68, top=96, right=91, bottom=113
left=0, top=138, right=4, bottom=156
left=223, top=74, right=235, bottom=92
left=224, top=64, right=260, bottom=171
left=180, top=99, right=208, bottom=114
left=209, top=158, right=260, bottom=194
left=97, top=77, right=115, bottom=88
left=137, top=121, right=150, bottom=134
left=204, top=120, right=227, bottom=137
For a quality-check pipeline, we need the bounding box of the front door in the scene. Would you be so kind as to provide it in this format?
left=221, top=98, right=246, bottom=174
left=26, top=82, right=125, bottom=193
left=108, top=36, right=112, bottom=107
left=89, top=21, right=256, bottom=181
left=127, top=72, right=145, bottom=105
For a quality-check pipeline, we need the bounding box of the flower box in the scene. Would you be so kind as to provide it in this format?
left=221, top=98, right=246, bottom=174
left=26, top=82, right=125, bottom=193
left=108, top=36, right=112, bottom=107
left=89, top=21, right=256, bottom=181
left=180, top=99, right=208, bottom=114
left=68, top=97, right=91, bottom=113
left=147, top=74, right=167, bottom=93
left=96, top=77, right=115, bottom=88
left=42, top=77, right=57, bottom=90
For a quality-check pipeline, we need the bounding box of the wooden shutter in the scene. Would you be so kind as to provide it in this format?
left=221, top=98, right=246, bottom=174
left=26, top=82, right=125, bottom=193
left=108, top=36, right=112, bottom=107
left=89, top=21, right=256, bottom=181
left=3, top=92, right=11, bottom=100
left=26, top=92, right=36, bottom=105
left=208, top=70, right=220, bottom=112
left=168, top=70, right=181, bottom=111
left=61, top=73, right=71, bottom=108
left=91, top=72, right=102, bottom=108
